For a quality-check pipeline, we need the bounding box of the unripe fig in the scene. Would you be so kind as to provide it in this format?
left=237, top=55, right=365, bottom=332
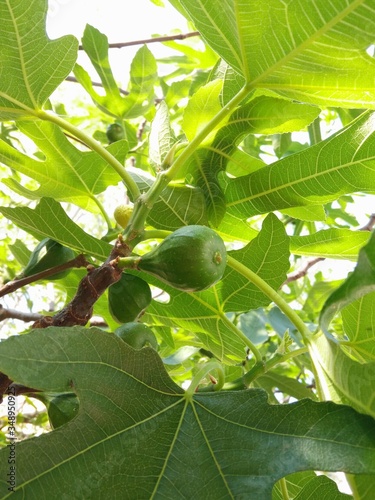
left=138, top=225, right=227, bottom=292
left=115, top=322, right=158, bottom=350
left=106, top=123, right=125, bottom=143
left=114, top=204, right=133, bottom=229
left=47, top=393, right=79, bottom=429
left=108, top=273, right=152, bottom=324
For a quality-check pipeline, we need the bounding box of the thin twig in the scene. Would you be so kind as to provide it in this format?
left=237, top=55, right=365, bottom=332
left=359, top=213, right=375, bottom=231
left=0, top=306, right=42, bottom=323
left=283, top=212, right=375, bottom=287
left=0, top=254, right=89, bottom=298
left=78, top=31, right=200, bottom=50
left=282, top=257, right=325, bottom=287
left=65, top=76, right=129, bottom=96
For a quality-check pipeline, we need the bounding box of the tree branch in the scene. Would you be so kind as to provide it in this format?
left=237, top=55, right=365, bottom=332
left=0, top=306, right=42, bottom=323
left=32, top=236, right=130, bottom=328
left=360, top=213, right=375, bottom=231
left=283, top=213, right=375, bottom=287
left=0, top=254, right=89, bottom=299
left=78, top=31, right=200, bottom=50
left=282, top=257, right=325, bottom=287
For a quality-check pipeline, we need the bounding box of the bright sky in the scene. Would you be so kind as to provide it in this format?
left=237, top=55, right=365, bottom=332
left=47, top=0, right=189, bottom=81
left=47, top=0, right=187, bottom=39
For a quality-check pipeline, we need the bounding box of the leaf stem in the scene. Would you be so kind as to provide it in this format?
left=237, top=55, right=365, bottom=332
left=93, top=196, right=113, bottom=231
left=37, top=110, right=141, bottom=201
left=227, top=256, right=312, bottom=343
left=279, top=477, right=290, bottom=500
left=164, top=84, right=252, bottom=181
left=185, top=360, right=225, bottom=399
left=242, top=347, right=309, bottom=386
left=308, top=117, right=322, bottom=145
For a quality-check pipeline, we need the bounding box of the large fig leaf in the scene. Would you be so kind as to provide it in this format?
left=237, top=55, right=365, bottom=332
left=170, top=0, right=375, bottom=108
left=1, top=327, right=375, bottom=498
left=224, top=111, right=375, bottom=218
left=0, top=0, right=78, bottom=120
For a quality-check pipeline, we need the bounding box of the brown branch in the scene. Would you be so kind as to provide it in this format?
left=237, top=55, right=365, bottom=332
left=360, top=213, right=375, bottom=231
left=0, top=254, right=89, bottom=299
left=32, top=236, right=130, bottom=328
left=0, top=306, right=42, bottom=323
left=0, top=237, right=131, bottom=399
left=282, top=257, right=325, bottom=287
left=283, top=212, right=375, bottom=287
left=78, top=31, right=200, bottom=50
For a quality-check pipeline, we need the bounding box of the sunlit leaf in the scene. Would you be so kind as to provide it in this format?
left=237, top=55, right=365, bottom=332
left=309, top=333, right=375, bottom=418
left=291, top=229, right=371, bottom=260
left=224, top=112, right=375, bottom=218
left=149, top=101, right=173, bottom=169
left=75, top=35, right=157, bottom=119
left=0, top=0, right=77, bottom=120
left=0, top=121, right=128, bottom=212
left=173, top=0, right=375, bottom=108
left=320, top=231, right=375, bottom=332
left=341, top=292, right=375, bottom=363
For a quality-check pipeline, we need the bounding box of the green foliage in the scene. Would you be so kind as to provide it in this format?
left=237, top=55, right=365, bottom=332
left=0, top=328, right=374, bottom=498
left=1, top=0, right=375, bottom=497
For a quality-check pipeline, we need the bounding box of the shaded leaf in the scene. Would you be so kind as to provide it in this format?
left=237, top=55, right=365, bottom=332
left=0, top=327, right=375, bottom=498
left=256, top=371, right=318, bottom=402
left=129, top=167, right=208, bottom=230
left=0, top=0, right=78, bottom=120
left=293, top=475, right=351, bottom=499
left=0, top=198, right=111, bottom=261
left=223, top=214, right=290, bottom=311
left=272, top=471, right=318, bottom=499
